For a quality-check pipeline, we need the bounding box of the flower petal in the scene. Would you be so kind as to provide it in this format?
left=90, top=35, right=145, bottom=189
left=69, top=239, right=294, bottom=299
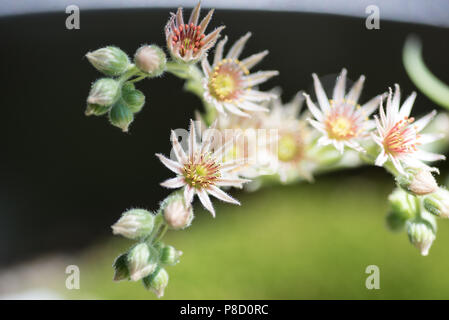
left=160, top=177, right=185, bottom=188
left=213, top=36, right=228, bottom=66
left=303, top=93, right=323, bottom=122
left=156, top=153, right=182, bottom=174
left=208, top=185, right=240, bottom=205
left=332, top=68, right=347, bottom=102
left=197, top=189, right=215, bottom=217
left=312, top=73, right=330, bottom=113
left=226, top=32, right=251, bottom=60
left=241, top=50, right=268, bottom=70
left=184, top=185, right=195, bottom=204
left=346, top=75, right=365, bottom=104
left=171, top=130, right=187, bottom=163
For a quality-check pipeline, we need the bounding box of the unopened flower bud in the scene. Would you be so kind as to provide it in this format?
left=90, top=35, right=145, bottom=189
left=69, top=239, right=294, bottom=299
left=396, top=169, right=438, bottom=196
left=388, top=188, right=417, bottom=219
left=134, top=45, right=166, bottom=77
left=109, top=98, right=134, bottom=132
left=423, top=188, right=449, bottom=218
left=111, top=209, right=155, bottom=239
left=159, top=245, right=182, bottom=266
left=122, top=82, right=145, bottom=113
left=85, top=103, right=110, bottom=116
left=143, top=267, right=169, bottom=298
left=87, top=78, right=120, bottom=106
left=86, top=46, right=130, bottom=76
left=162, top=194, right=194, bottom=230
left=407, top=219, right=436, bottom=256
left=127, top=243, right=158, bottom=281
left=113, top=253, right=129, bottom=281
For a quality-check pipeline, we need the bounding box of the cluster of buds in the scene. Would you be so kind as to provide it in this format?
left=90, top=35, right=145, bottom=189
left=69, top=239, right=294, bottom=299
left=111, top=199, right=189, bottom=297
left=85, top=45, right=166, bottom=131
left=386, top=166, right=449, bottom=255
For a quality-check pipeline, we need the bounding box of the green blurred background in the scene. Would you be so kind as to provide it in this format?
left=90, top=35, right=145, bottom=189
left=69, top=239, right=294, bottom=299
left=63, top=169, right=449, bottom=300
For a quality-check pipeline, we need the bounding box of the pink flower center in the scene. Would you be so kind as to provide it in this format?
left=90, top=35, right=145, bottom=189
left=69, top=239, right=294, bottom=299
left=171, top=23, right=206, bottom=57
left=383, top=117, right=419, bottom=156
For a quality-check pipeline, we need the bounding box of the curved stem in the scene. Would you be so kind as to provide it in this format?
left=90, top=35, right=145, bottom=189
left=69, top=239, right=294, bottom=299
left=403, top=35, right=449, bottom=109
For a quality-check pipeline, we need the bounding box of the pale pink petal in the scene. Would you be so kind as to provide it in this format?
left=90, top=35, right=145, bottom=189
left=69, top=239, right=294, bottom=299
left=213, top=36, right=228, bottom=66
left=161, top=177, right=185, bottom=188
left=197, top=189, right=215, bottom=217
left=171, top=130, right=187, bottom=163
left=216, top=178, right=251, bottom=187
left=188, top=119, right=197, bottom=161
left=399, top=91, right=416, bottom=118
left=223, top=102, right=250, bottom=117
left=241, top=50, right=268, bottom=70
left=346, top=75, right=365, bottom=104
left=312, top=73, right=330, bottom=113
left=188, top=2, right=201, bottom=26
left=332, top=68, right=347, bottom=102
left=226, top=32, right=251, bottom=60
left=375, top=151, right=388, bottom=167
left=156, top=153, right=182, bottom=174
left=303, top=93, right=323, bottom=122
left=184, top=185, right=195, bottom=204
left=418, top=133, right=444, bottom=144
left=243, top=71, right=279, bottom=87
left=414, top=149, right=446, bottom=162
left=208, top=185, right=240, bottom=205
left=414, top=110, right=437, bottom=132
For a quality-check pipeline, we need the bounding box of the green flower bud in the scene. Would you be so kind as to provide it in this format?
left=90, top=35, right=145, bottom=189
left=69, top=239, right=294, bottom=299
left=143, top=267, right=169, bottom=298
left=388, top=188, right=417, bottom=219
left=161, top=193, right=194, bottom=230
left=87, top=78, right=120, bottom=106
left=109, top=98, right=134, bottom=132
left=396, top=169, right=438, bottom=196
left=111, top=209, right=155, bottom=240
left=134, top=45, right=166, bottom=77
left=85, top=103, right=110, bottom=116
left=86, top=46, right=131, bottom=76
left=386, top=210, right=408, bottom=232
left=113, top=253, right=129, bottom=282
left=159, top=245, right=182, bottom=266
left=423, top=188, right=449, bottom=218
left=407, top=219, right=436, bottom=256
left=122, top=83, right=145, bottom=113
left=127, top=243, right=158, bottom=281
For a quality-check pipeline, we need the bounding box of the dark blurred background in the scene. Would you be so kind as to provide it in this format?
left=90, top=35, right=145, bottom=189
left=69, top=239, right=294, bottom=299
left=0, top=4, right=448, bottom=271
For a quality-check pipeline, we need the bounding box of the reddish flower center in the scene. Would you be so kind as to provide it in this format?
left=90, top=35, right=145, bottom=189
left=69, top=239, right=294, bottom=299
left=171, top=23, right=206, bottom=57
left=383, top=117, right=418, bottom=156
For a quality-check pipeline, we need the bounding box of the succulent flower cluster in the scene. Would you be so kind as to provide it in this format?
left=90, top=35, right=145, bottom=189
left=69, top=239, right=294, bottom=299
left=83, top=3, right=449, bottom=297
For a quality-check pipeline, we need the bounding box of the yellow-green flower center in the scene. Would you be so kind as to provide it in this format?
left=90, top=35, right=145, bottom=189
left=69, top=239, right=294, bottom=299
left=213, top=73, right=236, bottom=99
left=208, top=59, right=249, bottom=102
left=277, top=134, right=302, bottom=162
left=326, top=116, right=355, bottom=140
left=183, top=158, right=221, bottom=189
